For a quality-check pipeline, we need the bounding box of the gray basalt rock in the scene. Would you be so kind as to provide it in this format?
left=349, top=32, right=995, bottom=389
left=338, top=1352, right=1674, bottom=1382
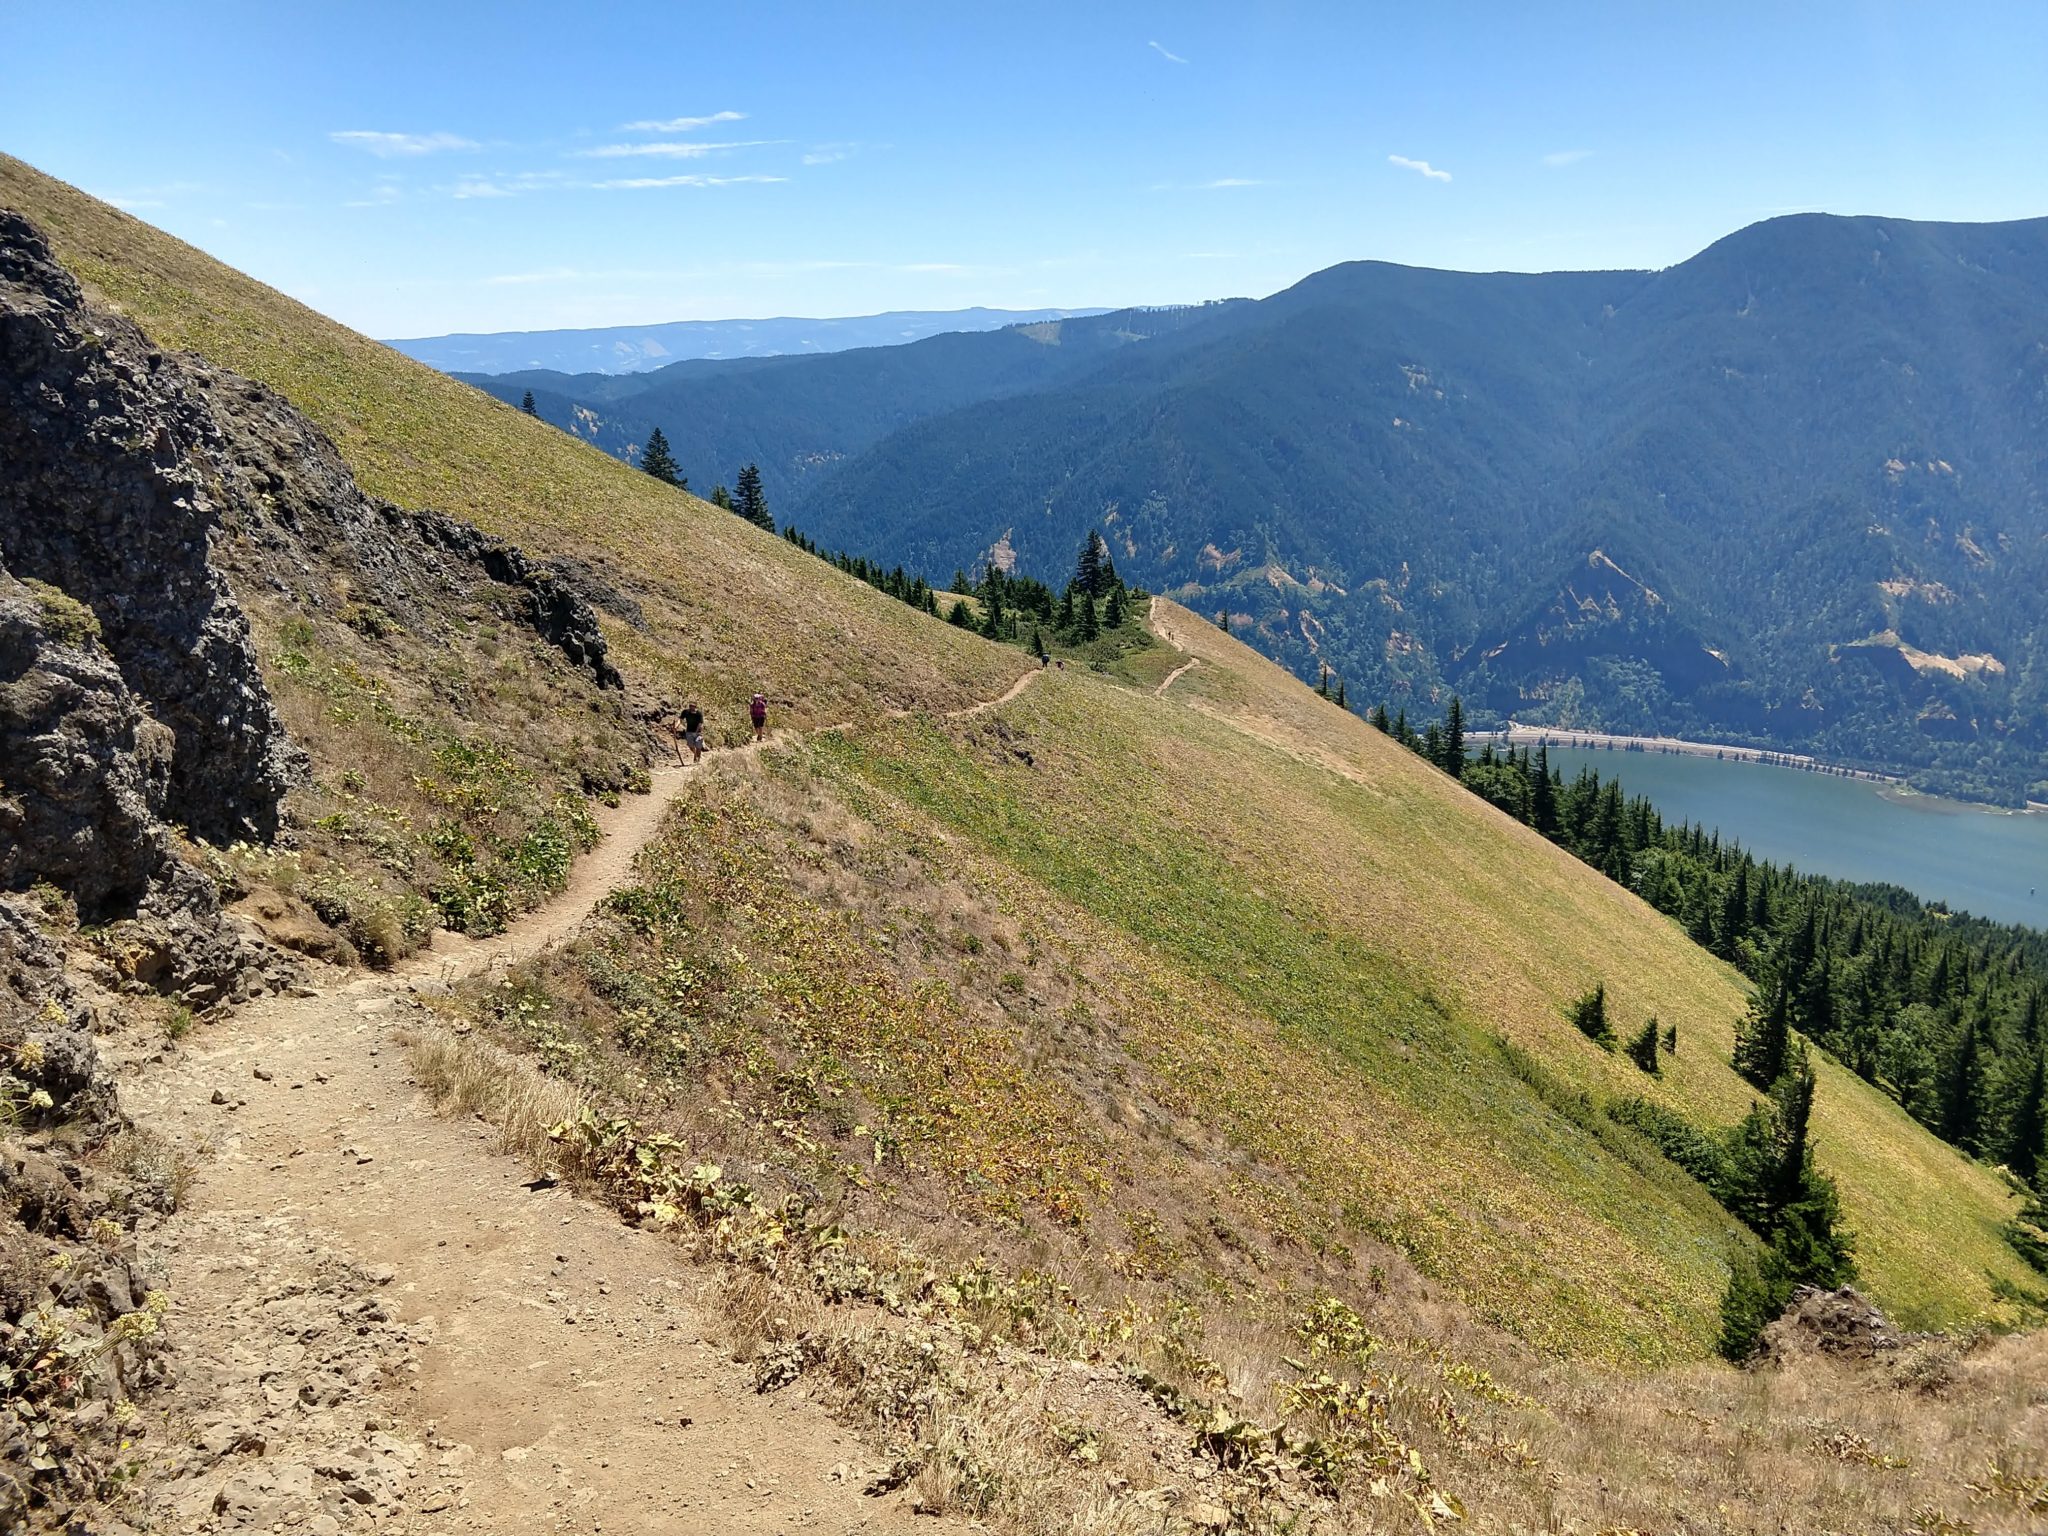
left=0, top=208, right=299, bottom=846
left=0, top=567, right=171, bottom=913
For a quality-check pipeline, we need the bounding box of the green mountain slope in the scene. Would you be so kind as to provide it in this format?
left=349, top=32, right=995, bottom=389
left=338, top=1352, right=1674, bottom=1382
left=2, top=154, right=2032, bottom=1359
left=522, top=214, right=2048, bottom=800
left=455, top=300, right=1252, bottom=509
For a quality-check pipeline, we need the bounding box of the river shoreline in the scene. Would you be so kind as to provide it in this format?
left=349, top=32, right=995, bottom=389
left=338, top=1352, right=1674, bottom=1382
left=1499, top=723, right=2047, bottom=819
left=1493, top=722, right=1901, bottom=787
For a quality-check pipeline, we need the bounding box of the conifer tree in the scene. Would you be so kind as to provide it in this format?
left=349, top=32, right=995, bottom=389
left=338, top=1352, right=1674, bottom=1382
left=640, top=427, right=683, bottom=487
left=1443, top=695, right=1466, bottom=780
left=1104, top=586, right=1126, bottom=628
left=2005, top=1048, right=2048, bottom=1187
left=1937, top=1008, right=1992, bottom=1153
left=1529, top=748, right=1559, bottom=837
left=1369, top=703, right=1390, bottom=733
left=1078, top=590, right=1100, bottom=641
left=1218, top=610, right=1231, bottom=633
left=1734, top=975, right=1793, bottom=1090
left=1570, top=984, right=1614, bottom=1048
left=710, top=484, right=733, bottom=510
left=733, top=463, right=772, bottom=530
left=1074, top=531, right=1108, bottom=597
left=1316, top=663, right=1329, bottom=697
left=1030, top=626, right=1048, bottom=661
left=1628, top=1017, right=1661, bottom=1074
left=1335, top=679, right=1346, bottom=709
left=1714, top=862, right=1750, bottom=961
left=1422, top=722, right=1444, bottom=767
left=948, top=600, right=973, bottom=627
left=521, top=389, right=538, bottom=416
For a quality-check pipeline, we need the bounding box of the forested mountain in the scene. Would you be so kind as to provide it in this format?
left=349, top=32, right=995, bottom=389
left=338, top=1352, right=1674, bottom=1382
left=390, top=304, right=1108, bottom=374
left=458, top=300, right=1249, bottom=510
left=469, top=214, right=2048, bottom=801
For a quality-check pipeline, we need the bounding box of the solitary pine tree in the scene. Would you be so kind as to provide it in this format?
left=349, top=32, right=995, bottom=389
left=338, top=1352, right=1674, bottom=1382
left=520, top=389, right=538, bottom=416
left=1335, top=678, right=1346, bottom=709
left=1218, top=610, right=1230, bottom=634
left=709, top=484, right=733, bottom=510
left=1316, top=663, right=1330, bottom=698
left=733, top=464, right=772, bottom=530
left=1628, top=1018, right=1661, bottom=1074
left=640, top=427, right=683, bottom=487
left=1443, top=695, right=1466, bottom=780
left=1370, top=703, right=1390, bottom=733
left=1570, top=984, right=1615, bottom=1048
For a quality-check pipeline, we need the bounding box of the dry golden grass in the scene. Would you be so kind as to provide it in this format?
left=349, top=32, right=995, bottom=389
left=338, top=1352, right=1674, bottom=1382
left=0, top=153, right=1025, bottom=737
left=400, top=1019, right=585, bottom=1177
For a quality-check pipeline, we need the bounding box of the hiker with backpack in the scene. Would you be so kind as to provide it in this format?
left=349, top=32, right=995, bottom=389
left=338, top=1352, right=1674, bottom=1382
left=749, top=691, right=768, bottom=742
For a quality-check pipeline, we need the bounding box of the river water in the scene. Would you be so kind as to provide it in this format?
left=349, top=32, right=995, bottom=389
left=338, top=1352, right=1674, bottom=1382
left=1537, top=746, right=2048, bottom=930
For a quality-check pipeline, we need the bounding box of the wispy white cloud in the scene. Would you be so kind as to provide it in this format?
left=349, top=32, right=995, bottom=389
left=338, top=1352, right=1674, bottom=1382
left=590, top=173, right=787, bottom=191
left=802, top=142, right=860, bottom=166
left=1541, top=149, right=1592, bottom=168
left=1148, top=40, right=1188, bottom=64
left=574, top=140, right=778, bottom=159
left=95, top=179, right=206, bottom=210
left=1388, top=154, right=1451, bottom=182
left=330, top=129, right=480, bottom=158
left=619, top=110, right=746, bottom=133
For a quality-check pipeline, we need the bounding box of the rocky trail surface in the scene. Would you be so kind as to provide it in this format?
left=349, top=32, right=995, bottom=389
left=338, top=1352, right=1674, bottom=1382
left=118, top=741, right=973, bottom=1535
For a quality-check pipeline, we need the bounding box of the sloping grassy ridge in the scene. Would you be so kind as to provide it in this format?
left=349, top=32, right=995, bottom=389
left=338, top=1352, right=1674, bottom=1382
left=0, top=154, right=1023, bottom=733
left=4, top=156, right=2028, bottom=1363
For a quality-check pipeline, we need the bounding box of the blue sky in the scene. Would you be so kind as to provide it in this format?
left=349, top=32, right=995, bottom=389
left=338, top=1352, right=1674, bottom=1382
left=5, top=2, right=2046, bottom=338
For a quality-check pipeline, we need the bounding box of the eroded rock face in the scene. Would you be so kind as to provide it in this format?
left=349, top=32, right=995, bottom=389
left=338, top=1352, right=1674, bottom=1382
left=0, top=568, right=172, bottom=913
left=0, top=208, right=298, bottom=846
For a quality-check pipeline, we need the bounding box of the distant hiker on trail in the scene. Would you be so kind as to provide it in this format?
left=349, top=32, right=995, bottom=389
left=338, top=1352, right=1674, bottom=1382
left=680, top=702, right=706, bottom=764
left=749, top=691, right=768, bottom=742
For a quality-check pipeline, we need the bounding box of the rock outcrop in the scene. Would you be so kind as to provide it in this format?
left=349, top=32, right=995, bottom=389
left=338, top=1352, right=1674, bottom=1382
left=0, top=205, right=624, bottom=880
left=0, top=209, right=298, bottom=847
left=0, top=569, right=171, bottom=913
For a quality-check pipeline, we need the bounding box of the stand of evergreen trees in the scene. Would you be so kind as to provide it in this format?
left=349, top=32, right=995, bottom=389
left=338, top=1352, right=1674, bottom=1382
left=773, top=525, right=1148, bottom=665
left=1378, top=694, right=2048, bottom=1347
left=780, top=525, right=941, bottom=617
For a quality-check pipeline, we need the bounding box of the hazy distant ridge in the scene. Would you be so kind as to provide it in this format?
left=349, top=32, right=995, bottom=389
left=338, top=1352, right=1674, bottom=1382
left=387, top=306, right=1112, bottom=375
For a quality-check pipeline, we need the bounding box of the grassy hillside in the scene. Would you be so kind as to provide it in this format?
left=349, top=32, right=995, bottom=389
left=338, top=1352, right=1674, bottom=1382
left=8, top=155, right=2041, bottom=1531
left=0, top=153, right=1022, bottom=734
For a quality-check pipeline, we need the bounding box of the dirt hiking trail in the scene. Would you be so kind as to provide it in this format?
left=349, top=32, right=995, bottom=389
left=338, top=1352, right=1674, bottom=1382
left=121, top=703, right=1041, bottom=1533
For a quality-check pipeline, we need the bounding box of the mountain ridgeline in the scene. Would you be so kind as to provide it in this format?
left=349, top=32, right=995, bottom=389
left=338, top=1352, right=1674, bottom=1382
left=465, top=215, right=2048, bottom=802
left=391, top=305, right=1112, bottom=375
